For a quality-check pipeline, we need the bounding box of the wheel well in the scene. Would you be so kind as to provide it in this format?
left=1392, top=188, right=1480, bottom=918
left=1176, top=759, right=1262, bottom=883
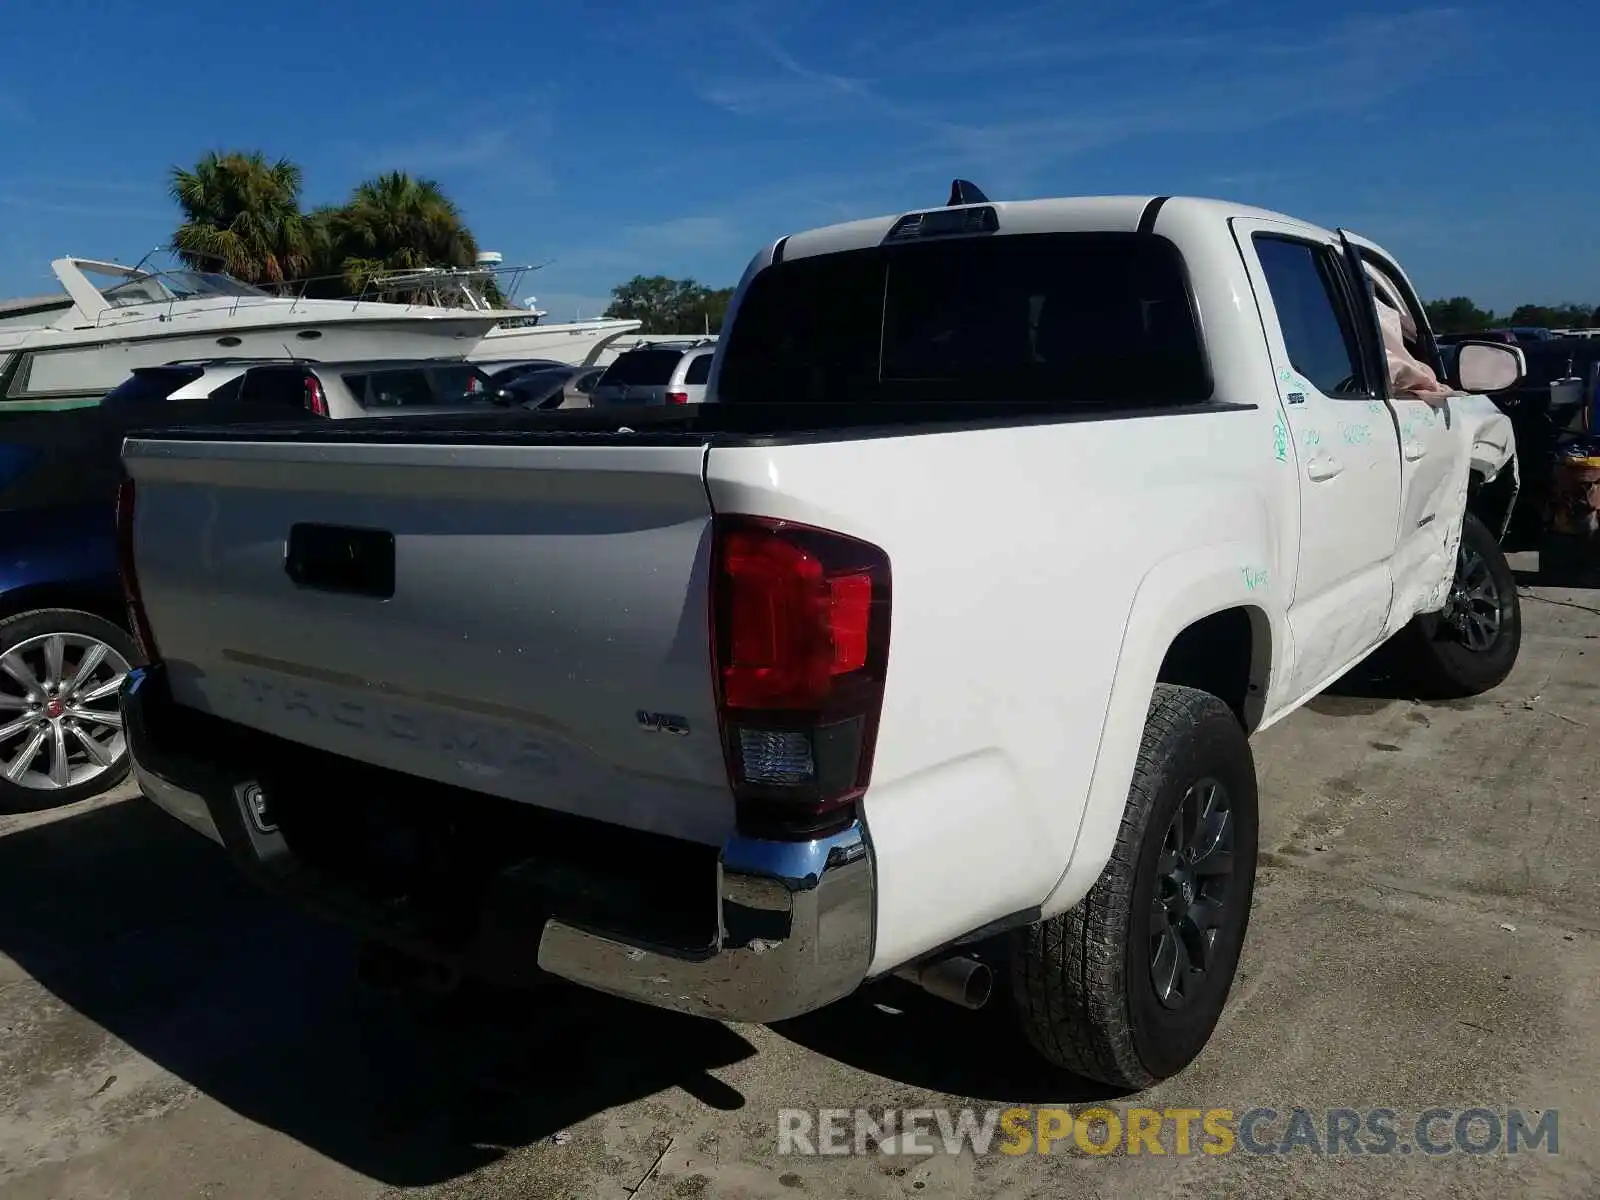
left=1156, top=607, right=1269, bottom=731
left=0, top=582, right=127, bottom=632
left=1467, top=464, right=1517, bottom=543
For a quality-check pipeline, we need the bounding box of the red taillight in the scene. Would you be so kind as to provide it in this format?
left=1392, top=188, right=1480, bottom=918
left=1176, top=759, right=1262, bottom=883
left=114, top=478, right=159, bottom=662
left=303, top=374, right=329, bottom=416
left=710, top=515, right=891, bottom=838
left=666, top=390, right=690, bottom=405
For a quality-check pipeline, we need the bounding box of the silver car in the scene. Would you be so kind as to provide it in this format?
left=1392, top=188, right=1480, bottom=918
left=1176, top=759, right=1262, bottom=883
left=589, top=339, right=717, bottom=407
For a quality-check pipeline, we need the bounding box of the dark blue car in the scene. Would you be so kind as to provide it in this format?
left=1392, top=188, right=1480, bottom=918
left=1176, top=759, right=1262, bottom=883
left=0, top=386, right=327, bottom=810
left=0, top=422, right=137, bottom=810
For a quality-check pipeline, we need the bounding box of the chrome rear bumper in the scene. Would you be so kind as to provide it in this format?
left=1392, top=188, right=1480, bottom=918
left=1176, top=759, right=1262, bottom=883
left=122, top=665, right=875, bottom=1023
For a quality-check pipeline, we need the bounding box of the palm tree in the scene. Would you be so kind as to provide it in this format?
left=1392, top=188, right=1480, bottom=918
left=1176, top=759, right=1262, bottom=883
left=332, top=172, right=480, bottom=293
left=169, top=151, right=313, bottom=287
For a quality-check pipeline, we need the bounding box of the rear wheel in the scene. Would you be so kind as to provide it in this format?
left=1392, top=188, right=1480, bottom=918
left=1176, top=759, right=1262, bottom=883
left=1392, top=511, right=1521, bottom=698
left=0, top=609, right=137, bottom=812
left=1009, top=684, right=1259, bottom=1089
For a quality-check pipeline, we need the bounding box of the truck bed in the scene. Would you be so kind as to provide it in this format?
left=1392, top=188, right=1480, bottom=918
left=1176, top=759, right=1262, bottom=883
left=122, top=396, right=1244, bottom=448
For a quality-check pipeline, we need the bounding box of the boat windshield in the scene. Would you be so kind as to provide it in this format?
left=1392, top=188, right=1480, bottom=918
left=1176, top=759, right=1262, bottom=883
left=86, top=265, right=274, bottom=308
left=162, top=271, right=273, bottom=300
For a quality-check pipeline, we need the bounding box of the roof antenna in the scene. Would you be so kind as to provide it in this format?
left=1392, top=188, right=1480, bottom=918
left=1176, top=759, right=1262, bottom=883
left=947, top=179, right=989, bottom=206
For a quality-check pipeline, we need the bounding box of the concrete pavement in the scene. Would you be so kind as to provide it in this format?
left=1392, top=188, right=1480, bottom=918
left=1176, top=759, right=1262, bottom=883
left=1, top=563, right=1596, bottom=1198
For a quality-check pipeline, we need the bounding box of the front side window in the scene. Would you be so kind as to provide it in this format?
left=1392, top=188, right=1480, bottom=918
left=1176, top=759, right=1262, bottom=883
left=1253, top=235, right=1367, bottom=397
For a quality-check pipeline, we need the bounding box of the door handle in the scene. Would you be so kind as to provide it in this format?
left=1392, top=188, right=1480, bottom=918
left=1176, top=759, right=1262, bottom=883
left=1403, top=440, right=1427, bottom=461
left=1306, top=453, right=1344, bottom=482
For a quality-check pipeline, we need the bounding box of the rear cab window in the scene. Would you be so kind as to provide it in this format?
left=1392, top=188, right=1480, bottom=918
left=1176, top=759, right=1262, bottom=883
left=598, top=350, right=685, bottom=387
left=101, top=366, right=206, bottom=406
left=716, top=232, right=1212, bottom=408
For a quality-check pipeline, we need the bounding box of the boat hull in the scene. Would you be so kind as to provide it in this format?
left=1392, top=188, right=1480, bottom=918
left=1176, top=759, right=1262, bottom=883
left=468, top=319, right=641, bottom=366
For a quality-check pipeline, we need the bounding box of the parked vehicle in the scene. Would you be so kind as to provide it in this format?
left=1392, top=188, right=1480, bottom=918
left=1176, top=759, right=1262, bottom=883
left=476, top=358, right=568, bottom=381
left=0, top=355, right=499, bottom=807
left=102, top=358, right=504, bottom=419
left=494, top=364, right=604, bottom=409
left=0, top=440, right=134, bottom=807
left=118, top=185, right=1524, bottom=1089
left=589, top=339, right=717, bottom=406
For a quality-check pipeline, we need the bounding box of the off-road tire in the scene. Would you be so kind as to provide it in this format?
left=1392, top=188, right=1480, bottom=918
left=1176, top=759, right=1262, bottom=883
left=1391, top=511, right=1521, bottom=699
left=1009, top=684, right=1259, bottom=1089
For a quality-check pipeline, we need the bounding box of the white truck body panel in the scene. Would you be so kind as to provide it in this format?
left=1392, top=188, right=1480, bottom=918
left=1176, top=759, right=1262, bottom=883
left=129, top=438, right=736, bottom=845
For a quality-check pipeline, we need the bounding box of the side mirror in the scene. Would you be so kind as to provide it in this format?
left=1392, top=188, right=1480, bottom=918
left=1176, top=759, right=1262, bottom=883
left=1451, top=341, right=1525, bottom=394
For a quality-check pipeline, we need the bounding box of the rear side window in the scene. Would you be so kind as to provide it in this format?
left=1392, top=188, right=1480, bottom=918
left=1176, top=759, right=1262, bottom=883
left=1253, top=236, right=1366, bottom=397
left=599, top=350, right=683, bottom=386
left=717, top=232, right=1211, bottom=406
left=426, top=363, right=489, bottom=401
left=101, top=367, right=204, bottom=406
left=685, top=353, right=714, bottom=385
left=238, top=367, right=313, bottom=408
left=206, top=375, right=244, bottom=403
left=344, top=369, right=434, bottom=408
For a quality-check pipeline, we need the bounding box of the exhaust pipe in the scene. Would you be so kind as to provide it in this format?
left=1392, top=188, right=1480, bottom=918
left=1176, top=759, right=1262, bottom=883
left=893, top=955, right=993, bottom=1010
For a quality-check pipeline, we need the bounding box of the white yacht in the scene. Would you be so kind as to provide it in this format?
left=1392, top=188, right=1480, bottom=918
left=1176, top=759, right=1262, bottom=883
left=0, top=257, right=640, bottom=411
left=363, top=260, right=641, bottom=369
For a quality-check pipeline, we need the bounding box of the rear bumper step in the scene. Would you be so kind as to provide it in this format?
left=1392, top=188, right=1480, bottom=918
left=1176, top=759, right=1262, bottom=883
left=121, top=665, right=876, bottom=1023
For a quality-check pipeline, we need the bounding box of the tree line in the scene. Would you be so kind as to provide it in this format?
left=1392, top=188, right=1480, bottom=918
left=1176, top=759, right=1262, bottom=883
left=169, top=150, right=503, bottom=301
left=165, top=150, right=740, bottom=317
left=597, top=283, right=1600, bottom=339
left=601, top=275, right=736, bottom=334
left=1424, top=297, right=1600, bottom=334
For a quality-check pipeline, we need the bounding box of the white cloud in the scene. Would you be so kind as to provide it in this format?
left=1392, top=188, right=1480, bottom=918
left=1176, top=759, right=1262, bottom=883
left=691, top=6, right=1467, bottom=182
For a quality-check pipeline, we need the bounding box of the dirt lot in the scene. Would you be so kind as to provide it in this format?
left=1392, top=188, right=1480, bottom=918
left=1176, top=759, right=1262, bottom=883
left=2, top=559, right=1597, bottom=1199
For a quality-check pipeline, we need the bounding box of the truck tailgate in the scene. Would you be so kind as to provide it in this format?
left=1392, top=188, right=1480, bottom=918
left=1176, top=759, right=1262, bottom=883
left=122, top=437, right=735, bottom=845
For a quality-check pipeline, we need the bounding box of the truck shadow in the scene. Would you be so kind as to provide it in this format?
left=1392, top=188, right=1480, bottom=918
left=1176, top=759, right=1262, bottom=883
left=0, top=797, right=755, bottom=1189
left=1302, top=649, right=1417, bottom=716
left=772, top=969, right=1131, bottom=1106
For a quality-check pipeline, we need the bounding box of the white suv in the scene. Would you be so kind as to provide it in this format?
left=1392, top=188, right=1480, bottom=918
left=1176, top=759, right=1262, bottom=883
left=589, top=339, right=717, bottom=407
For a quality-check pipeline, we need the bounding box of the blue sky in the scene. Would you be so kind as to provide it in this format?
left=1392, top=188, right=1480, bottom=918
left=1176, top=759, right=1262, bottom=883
left=0, top=0, right=1593, bottom=317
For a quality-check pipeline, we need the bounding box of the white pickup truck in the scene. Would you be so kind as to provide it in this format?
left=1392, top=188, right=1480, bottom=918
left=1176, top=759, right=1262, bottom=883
left=116, top=184, right=1525, bottom=1090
